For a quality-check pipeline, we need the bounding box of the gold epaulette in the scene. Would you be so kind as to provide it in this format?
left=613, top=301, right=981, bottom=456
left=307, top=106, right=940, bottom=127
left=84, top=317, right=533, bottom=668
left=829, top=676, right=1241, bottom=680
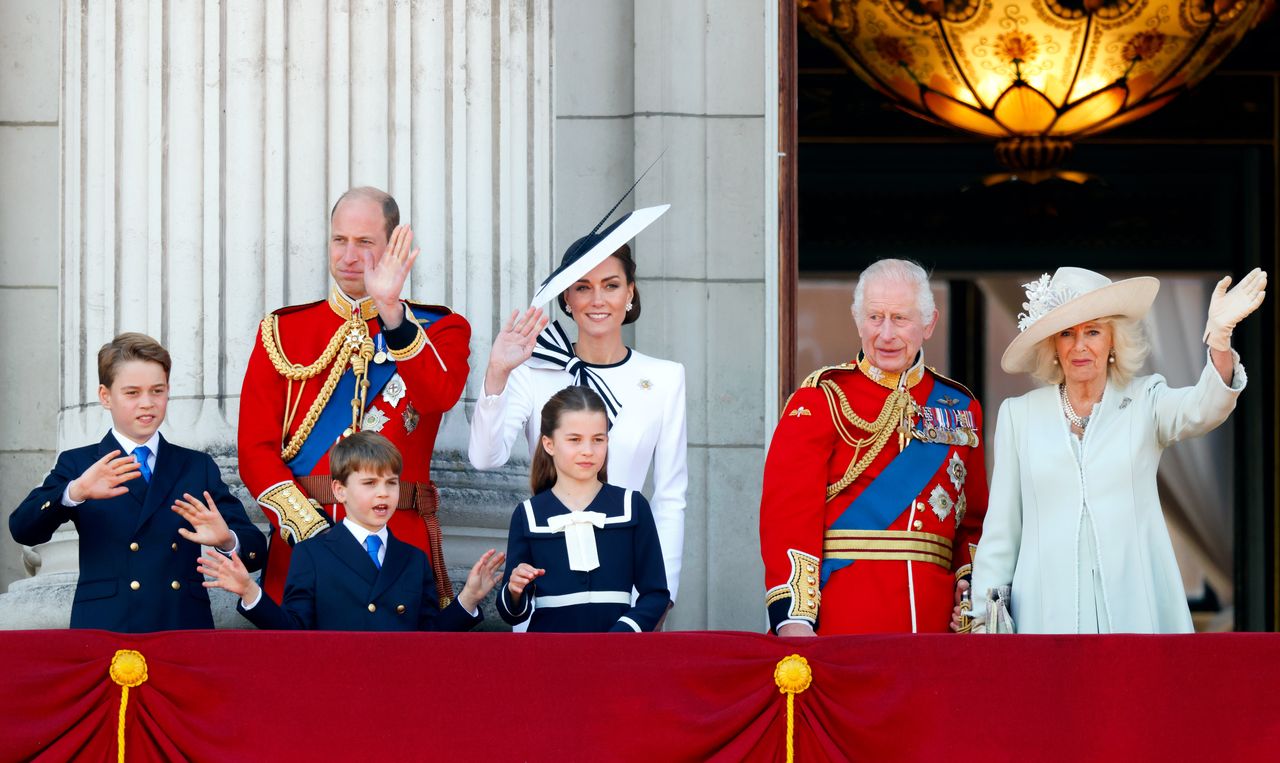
left=799, top=363, right=857, bottom=389
left=926, top=366, right=978, bottom=403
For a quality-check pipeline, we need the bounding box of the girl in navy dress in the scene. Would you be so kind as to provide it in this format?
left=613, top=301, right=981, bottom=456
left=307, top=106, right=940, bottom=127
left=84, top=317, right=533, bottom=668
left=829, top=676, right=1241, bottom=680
left=498, top=386, right=670, bottom=632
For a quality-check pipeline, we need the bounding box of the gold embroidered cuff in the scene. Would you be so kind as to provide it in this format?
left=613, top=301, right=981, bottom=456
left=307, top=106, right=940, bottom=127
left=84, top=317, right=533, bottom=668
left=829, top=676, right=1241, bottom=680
left=257, top=481, right=329, bottom=544
left=786, top=549, right=821, bottom=622
left=387, top=323, right=427, bottom=361
left=955, top=543, right=978, bottom=580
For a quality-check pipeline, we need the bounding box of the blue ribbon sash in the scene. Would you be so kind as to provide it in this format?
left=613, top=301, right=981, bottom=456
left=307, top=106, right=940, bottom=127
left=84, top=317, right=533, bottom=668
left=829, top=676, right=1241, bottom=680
left=820, top=377, right=971, bottom=586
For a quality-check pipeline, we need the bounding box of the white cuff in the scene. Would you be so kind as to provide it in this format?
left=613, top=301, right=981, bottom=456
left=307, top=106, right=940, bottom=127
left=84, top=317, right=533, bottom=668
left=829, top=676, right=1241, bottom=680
left=60, top=485, right=84, bottom=507
left=617, top=616, right=641, bottom=633
left=216, top=531, right=240, bottom=557
left=241, top=587, right=263, bottom=610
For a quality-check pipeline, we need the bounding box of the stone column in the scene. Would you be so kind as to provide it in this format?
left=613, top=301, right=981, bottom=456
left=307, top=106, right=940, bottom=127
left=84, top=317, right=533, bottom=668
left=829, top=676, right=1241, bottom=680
left=3, top=0, right=552, bottom=628
left=554, top=1, right=774, bottom=631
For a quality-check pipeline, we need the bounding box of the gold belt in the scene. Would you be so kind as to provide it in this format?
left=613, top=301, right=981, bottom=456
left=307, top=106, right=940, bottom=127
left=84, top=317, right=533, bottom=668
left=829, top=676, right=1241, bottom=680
left=823, top=529, right=953, bottom=570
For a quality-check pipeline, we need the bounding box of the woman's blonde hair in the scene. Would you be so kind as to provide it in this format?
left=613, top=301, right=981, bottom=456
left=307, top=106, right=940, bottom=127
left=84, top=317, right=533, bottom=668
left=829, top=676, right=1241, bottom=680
left=1029, top=316, right=1150, bottom=388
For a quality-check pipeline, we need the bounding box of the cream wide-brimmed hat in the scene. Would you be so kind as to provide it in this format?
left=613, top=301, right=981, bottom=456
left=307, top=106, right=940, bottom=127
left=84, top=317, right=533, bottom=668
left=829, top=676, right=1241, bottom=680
left=1000, top=267, right=1160, bottom=374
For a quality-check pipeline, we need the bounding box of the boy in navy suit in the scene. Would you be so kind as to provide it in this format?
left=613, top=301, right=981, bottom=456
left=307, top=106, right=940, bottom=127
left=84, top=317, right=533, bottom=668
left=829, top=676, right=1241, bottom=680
left=9, top=333, right=268, bottom=632
left=199, top=431, right=504, bottom=631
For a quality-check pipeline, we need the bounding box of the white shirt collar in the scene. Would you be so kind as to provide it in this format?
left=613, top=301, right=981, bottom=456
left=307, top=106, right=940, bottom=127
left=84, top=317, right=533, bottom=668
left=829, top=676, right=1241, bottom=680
left=111, top=428, right=161, bottom=457
left=342, top=517, right=389, bottom=551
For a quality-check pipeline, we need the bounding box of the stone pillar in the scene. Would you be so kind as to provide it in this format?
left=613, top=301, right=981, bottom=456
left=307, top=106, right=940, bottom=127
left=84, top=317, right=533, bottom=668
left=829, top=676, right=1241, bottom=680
left=554, top=1, right=774, bottom=631
left=3, top=0, right=552, bottom=628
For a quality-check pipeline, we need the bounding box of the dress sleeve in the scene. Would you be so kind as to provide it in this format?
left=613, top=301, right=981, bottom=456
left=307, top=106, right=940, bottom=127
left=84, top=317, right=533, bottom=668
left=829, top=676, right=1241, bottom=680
left=611, top=492, right=670, bottom=632
left=648, top=362, right=688, bottom=602
left=468, top=364, right=538, bottom=470
left=953, top=398, right=989, bottom=581
left=241, top=543, right=319, bottom=630
left=1149, top=349, right=1245, bottom=448
left=971, top=398, right=1022, bottom=608
left=497, top=505, right=535, bottom=626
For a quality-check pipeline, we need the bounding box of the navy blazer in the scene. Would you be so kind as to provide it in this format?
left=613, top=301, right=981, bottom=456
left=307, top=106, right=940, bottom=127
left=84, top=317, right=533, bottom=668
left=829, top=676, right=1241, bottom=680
left=9, top=432, right=268, bottom=632
left=238, top=523, right=482, bottom=632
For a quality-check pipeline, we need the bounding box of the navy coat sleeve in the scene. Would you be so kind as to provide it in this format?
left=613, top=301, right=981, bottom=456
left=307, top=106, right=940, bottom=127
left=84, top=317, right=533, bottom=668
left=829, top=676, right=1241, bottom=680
left=199, top=454, right=268, bottom=572
left=238, top=540, right=319, bottom=630
left=609, top=493, right=671, bottom=633
left=497, top=505, right=534, bottom=626
left=9, top=450, right=84, bottom=546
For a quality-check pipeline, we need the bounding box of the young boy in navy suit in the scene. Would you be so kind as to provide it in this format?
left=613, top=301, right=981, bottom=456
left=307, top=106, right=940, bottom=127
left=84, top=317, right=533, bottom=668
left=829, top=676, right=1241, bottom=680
left=199, top=431, right=505, bottom=631
left=9, top=333, right=268, bottom=632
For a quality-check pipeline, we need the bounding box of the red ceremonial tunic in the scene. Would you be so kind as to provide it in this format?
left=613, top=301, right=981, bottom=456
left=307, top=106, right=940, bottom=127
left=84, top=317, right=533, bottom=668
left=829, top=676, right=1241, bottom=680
left=759, top=354, right=987, bottom=635
left=238, top=288, right=471, bottom=601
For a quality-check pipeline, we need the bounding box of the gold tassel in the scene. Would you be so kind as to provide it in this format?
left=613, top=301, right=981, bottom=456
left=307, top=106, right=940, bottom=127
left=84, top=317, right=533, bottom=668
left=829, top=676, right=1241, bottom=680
left=109, top=649, right=149, bottom=763
left=774, top=654, right=813, bottom=762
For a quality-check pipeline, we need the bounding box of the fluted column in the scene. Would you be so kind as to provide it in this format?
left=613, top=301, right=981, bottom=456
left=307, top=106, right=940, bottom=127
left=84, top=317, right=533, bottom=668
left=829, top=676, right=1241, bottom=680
left=5, top=0, right=552, bottom=624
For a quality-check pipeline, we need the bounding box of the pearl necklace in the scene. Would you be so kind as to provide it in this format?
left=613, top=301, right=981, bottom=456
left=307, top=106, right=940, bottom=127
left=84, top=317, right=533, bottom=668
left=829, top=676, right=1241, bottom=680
left=1059, top=384, right=1102, bottom=430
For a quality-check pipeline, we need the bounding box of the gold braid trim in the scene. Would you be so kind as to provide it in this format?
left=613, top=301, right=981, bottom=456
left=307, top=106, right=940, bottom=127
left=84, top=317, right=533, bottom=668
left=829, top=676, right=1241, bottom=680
left=258, top=481, right=330, bottom=544
left=387, top=323, right=426, bottom=361
left=819, top=379, right=915, bottom=501
left=259, top=313, right=370, bottom=461
left=786, top=549, right=821, bottom=622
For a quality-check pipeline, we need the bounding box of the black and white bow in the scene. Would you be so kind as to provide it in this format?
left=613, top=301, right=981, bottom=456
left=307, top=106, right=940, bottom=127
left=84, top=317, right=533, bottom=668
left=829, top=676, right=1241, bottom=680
left=530, top=319, right=623, bottom=425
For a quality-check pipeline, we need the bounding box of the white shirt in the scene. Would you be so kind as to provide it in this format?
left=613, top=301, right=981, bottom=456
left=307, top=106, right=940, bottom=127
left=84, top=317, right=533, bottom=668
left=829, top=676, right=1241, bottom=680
left=341, top=518, right=389, bottom=567
left=468, top=348, right=688, bottom=600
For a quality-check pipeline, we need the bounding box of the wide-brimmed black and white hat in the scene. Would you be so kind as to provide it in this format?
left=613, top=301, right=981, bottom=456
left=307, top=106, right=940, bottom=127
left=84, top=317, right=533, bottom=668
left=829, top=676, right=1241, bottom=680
left=1001, top=267, right=1160, bottom=374
left=529, top=154, right=669, bottom=308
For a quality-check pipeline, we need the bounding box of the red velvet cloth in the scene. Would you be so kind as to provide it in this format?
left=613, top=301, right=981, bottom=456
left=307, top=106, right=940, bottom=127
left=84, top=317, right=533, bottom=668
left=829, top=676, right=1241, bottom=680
left=3, top=630, right=1278, bottom=761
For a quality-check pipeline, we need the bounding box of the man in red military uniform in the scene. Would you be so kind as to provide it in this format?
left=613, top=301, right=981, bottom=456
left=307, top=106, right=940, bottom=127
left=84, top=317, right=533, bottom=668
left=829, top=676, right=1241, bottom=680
left=760, top=259, right=987, bottom=635
left=238, top=187, right=470, bottom=603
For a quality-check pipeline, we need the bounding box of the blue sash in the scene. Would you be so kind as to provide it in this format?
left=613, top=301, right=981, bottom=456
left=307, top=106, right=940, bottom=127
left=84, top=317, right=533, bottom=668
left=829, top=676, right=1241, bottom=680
left=820, top=377, right=970, bottom=587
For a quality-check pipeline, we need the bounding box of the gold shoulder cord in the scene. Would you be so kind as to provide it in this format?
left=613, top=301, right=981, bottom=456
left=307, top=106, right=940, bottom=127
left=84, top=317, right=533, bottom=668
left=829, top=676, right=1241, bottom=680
left=259, top=313, right=376, bottom=462
left=819, top=380, right=916, bottom=501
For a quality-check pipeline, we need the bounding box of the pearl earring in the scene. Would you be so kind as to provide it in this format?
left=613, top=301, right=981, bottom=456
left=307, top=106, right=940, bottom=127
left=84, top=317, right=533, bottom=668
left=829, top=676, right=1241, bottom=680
left=565, top=306, right=572, bottom=315
left=1053, top=355, right=1059, bottom=365
left=625, top=302, right=633, bottom=312
left=1108, top=352, right=1116, bottom=364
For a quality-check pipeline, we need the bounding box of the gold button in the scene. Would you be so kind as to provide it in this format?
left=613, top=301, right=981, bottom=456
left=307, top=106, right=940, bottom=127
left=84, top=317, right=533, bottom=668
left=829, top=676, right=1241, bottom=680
left=171, top=581, right=181, bottom=590
left=805, top=565, right=816, bottom=573
left=129, top=542, right=140, bottom=552
left=806, top=576, right=816, bottom=584
left=248, top=552, right=257, bottom=560
left=913, top=520, right=923, bottom=530
left=130, top=581, right=140, bottom=591
left=41, top=501, right=50, bottom=510
left=368, top=603, right=376, bottom=613
left=396, top=605, right=406, bottom=614
left=171, top=543, right=178, bottom=551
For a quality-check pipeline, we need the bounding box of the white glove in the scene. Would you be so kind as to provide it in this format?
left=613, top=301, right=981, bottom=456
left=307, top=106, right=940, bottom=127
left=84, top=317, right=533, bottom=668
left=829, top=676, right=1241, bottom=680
left=1203, top=268, right=1267, bottom=352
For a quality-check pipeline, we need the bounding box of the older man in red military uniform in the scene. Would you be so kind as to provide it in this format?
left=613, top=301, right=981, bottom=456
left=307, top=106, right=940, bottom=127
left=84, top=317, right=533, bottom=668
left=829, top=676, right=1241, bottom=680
left=760, top=259, right=987, bottom=635
left=238, top=187, right=470, bottom=603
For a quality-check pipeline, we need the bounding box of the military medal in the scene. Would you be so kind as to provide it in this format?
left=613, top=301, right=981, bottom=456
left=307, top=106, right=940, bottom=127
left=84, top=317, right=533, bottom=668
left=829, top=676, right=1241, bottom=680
left=373, top=334, right=388, bottom=364
left=382, top=373, right=406, bottom=408
left=402, top=402, right=420, bottom=434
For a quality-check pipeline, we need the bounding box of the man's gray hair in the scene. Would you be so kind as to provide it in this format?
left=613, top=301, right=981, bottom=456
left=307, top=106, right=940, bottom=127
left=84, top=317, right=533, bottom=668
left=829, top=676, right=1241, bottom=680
left=852, top=258, right=936, bottom=321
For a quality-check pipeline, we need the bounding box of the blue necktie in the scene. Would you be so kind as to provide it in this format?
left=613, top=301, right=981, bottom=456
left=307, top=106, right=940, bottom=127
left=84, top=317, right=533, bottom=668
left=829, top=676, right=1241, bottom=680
left=365, top=535, right=382, bottom=569
left=133, top=446, right=152, bottom=483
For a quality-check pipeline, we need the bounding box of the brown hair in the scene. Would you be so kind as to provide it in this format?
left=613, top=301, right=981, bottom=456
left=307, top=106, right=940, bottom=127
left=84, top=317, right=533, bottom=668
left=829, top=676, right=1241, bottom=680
left=330, top=431, right=403, bottom=484
left=98, top=333, right=172, bottom=388
left=530, top=386, right=610, bottom=494
left=557, top=244, right=642, bottom=325
left=330, top=186, right=400, bottom=241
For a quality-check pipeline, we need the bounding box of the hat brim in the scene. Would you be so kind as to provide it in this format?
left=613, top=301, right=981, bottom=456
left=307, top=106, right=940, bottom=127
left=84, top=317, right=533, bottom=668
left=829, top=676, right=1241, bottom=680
left=1000, top=276, right=1160, bottom=374
left=529, top=204, right=670, bottom=308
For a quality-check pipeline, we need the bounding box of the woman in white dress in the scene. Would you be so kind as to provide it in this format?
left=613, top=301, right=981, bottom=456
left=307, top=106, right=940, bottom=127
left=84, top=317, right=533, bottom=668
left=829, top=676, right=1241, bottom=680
left=969, top=266, right=1265, bottom=634
left=469, top=241, right=687, bottom=605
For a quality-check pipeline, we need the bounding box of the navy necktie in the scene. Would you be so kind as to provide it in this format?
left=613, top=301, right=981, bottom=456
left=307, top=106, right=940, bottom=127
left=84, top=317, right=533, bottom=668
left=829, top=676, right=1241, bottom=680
left=365, top=535, right=382, bottom=569
left=133, top=446, right=152, bottom=483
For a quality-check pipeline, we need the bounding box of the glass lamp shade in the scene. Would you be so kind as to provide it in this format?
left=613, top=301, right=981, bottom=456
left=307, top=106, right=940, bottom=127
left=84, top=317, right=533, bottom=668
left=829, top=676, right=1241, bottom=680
left=799, top=0, right=1273, bottom=169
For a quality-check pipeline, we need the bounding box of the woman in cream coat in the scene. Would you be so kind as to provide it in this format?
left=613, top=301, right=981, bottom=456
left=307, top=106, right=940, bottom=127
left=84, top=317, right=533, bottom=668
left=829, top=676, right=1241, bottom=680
left=970, top=266, right=1266, bottom=633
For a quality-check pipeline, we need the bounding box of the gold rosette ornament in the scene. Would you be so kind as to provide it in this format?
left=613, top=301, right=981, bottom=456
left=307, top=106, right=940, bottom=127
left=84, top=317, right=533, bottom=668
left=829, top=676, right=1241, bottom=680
left=774, top=654, right=813, bottom=762
left=109, top=649, right=149, bottom=763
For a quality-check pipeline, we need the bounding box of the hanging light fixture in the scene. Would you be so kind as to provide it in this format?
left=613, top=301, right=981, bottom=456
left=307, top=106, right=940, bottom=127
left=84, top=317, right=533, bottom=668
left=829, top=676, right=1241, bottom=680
left=798, top=0, right=1273, bottom=173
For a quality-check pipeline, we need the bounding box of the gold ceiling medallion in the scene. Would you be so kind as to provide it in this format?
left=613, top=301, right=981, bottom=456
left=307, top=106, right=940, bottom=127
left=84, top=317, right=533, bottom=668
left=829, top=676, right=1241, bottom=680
left=798, top=0, right=1272, bottom=180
